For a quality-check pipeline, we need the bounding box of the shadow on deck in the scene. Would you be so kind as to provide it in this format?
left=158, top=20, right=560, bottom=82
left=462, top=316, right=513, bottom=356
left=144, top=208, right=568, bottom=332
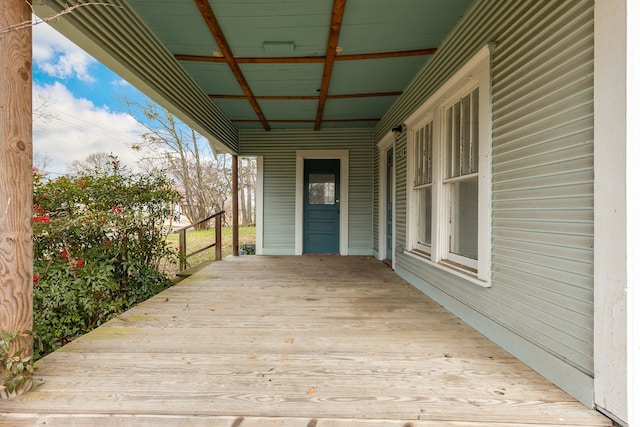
left=0, top=256, right=611, bottom=426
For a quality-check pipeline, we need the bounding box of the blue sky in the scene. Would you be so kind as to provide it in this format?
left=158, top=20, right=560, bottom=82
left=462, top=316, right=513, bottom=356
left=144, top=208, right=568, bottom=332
left=32, top=22, right=158, bottom=175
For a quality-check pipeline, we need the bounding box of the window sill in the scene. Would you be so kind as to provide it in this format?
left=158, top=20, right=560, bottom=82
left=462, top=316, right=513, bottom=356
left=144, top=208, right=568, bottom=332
left=404, top=250, right=491, bottom=288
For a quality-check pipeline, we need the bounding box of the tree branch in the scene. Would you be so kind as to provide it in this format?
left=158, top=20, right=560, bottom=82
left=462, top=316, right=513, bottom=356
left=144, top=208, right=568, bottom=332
left=1, top=1, right=120, bottom=34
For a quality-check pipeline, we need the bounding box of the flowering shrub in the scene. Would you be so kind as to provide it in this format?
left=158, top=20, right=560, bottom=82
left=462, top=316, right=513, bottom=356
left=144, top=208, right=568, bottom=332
left=32, top=164, right=181, bottom=359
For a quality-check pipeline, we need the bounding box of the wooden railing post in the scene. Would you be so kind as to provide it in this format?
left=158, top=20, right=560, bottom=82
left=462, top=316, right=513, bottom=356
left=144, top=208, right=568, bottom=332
left=215, top=213, right=222, bottom=260
left=173, top=211, right=225, bottom=273
left=178, top=229, right=187, bottom=272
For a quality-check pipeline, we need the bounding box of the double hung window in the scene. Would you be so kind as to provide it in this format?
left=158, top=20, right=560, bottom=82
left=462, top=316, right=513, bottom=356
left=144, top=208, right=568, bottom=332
left=405, top=46, right=491, bottom=284
left=413, top=120, right=433, bottom=253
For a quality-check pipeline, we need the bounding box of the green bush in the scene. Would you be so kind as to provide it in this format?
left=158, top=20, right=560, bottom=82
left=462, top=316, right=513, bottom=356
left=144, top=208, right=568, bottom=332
left=32, top=164, right=181, bottom=359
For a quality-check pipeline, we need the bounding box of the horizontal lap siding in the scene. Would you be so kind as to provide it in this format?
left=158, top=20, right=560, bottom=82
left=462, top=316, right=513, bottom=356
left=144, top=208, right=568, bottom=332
left=492, top=0, right=594, bottom=373
left=240, top=129, right=373, bottom=255
left=375, top=0, right=595, bottom=401
left=395, top=135, right=408, bottom=251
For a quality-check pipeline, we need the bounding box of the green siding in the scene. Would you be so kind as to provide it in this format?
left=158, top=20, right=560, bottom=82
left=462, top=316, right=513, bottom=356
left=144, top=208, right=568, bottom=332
left=375, top=0, right=595, bottom=406
left=240, top=129, right=373, bottom=255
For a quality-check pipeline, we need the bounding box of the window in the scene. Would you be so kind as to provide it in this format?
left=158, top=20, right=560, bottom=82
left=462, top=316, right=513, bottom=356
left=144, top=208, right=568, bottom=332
left=413, top=120, right=433, bottom=253
left=444, top=88, right=479, bottom=268
left=308, top=173, right=336, bottom=205
left=405, top=45, right=491, bottom=284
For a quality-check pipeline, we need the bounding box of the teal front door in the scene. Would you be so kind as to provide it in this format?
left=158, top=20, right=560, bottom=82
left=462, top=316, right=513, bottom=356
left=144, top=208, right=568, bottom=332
left=304, top=159, right=340, bottom=253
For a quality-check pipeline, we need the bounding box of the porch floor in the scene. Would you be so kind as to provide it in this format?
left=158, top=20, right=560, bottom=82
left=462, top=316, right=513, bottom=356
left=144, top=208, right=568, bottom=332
left=0, top=256, right=610, bottom=426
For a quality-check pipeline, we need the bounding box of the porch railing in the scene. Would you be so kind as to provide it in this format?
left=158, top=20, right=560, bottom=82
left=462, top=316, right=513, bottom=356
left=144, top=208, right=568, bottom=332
left=173, top=211, right=225, bottom=273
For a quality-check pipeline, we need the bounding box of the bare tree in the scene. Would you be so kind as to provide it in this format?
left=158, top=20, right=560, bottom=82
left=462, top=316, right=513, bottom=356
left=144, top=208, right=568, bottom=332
left=67, top=152, right=118, bottom=175
left=239, top=157, right=256, bottom=225
left=33, top=93, right=56, bottom=130
left=1, top=2, right=119, bottom=34
left=125, top=98, right=231, bottom=229
left=33, top=152, right=52, bottom=175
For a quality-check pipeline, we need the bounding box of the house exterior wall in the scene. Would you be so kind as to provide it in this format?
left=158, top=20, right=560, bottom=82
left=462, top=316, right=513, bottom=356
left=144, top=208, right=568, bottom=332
left=374, top=0, right=596, bottom=406
left=240, top=129, right=373, bottom=256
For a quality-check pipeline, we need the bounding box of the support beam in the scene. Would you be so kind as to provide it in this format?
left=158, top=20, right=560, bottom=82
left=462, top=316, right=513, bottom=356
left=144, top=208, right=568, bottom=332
left=232, top=154, right=239, bottom=256
left=0, top=0, right=34, bottom=396
left=315, top=0, right=346, bottom=130
left=194, top=0, right=270, bottom=131
left=175, top=48, right=437, bottom=64
left=209, top=91, right=402, bottom=101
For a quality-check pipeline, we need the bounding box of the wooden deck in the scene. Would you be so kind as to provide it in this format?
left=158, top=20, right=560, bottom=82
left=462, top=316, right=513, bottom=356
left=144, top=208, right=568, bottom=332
left=0, top=256, right=611, bottom=426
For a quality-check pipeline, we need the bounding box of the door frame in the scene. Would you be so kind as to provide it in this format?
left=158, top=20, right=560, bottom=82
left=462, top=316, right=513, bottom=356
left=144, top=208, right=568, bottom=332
left=296, top=150, right=349, bottom=255
left=377, top=132, right=395, bottom=268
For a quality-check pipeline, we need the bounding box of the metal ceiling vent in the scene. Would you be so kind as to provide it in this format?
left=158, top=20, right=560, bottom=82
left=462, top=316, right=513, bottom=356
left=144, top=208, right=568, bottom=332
left=263, top=41, right=295, bottom=55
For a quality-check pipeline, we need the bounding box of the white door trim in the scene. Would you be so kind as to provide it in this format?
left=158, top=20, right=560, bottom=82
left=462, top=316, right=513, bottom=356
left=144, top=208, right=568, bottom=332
left=377, top=132, right=395, bottom=267
left=255, top=156, right=264, bottom=255
left=295, top=150, right=349, bottom=255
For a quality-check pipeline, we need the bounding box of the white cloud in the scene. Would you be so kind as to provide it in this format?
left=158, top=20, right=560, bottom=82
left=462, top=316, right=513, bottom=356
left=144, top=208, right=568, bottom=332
left=32, top=20, right=96, bottom=82
left=33, top=82, right=148, bottom=175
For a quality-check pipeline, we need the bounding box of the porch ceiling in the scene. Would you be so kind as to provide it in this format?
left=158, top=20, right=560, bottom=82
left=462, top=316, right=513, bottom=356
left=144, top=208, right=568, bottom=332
left=32, top=0, right=472, bottom=151
left=127, top=0, right=472, bottom=130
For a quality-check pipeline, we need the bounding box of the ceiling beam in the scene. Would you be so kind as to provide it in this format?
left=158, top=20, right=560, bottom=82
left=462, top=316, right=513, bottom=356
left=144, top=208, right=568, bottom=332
left=174, top=48, right=437, bottom=64
left=315, top=0, right=347, bottom=130
left=233, top=118, right=380, bottom=123
left=209, top=91, right=402, bottom=100
left=336, top=48, right=437, bottom=61
left=193, top=0, right=270, bottom=130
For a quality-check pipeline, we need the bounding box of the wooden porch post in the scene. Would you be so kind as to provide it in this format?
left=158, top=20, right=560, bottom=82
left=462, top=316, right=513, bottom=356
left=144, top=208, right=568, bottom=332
left=232, top=154, right=239, bottom=256
left=0, top=0, right=34, bottom=395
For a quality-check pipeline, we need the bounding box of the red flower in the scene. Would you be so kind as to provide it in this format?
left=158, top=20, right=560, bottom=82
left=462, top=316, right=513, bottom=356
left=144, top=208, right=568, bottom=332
left=33, top=274, right=41, bottom=284
left=33, top=203, right=48, bottom=214
left=74, top=259, right=84, bottom=269
left=111, top=206, right=122, bottom=214
left=60, top=248, right=69, bottom=260
left=32, top=215, right=51, bottom=224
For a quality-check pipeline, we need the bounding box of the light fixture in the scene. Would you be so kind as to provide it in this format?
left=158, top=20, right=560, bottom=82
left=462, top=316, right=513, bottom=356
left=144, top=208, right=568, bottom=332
left=392, top=124, right=404, bottom=135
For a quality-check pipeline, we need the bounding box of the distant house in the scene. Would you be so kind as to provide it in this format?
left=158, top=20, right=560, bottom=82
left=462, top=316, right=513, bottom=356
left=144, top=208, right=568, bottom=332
left=20, top=0, right=640, bottom=424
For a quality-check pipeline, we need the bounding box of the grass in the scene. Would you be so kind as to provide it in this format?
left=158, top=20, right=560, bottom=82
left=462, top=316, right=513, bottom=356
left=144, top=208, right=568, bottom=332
left=161, top=225, right=256, bottom=277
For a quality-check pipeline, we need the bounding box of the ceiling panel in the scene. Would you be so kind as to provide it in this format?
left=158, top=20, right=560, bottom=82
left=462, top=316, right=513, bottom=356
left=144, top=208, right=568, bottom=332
left=128, top=0, right=221, bottom=55
left=259, top=100, right=318, bottom=121
left=213, top=99, right=260, bottom=120
left=323, top=97, right=398, bottom=121
left=330, top=56, right=431, bottom=95
left=339, top=0, right=473, bottom=53
left=181, top=62, right=242, bottom=95
left=207, top=0, right=332, bottom=57
left=239, top=64, right=324, bottom=97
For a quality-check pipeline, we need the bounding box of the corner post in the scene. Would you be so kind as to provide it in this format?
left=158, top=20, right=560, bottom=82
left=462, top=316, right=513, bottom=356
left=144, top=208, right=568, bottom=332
left=594, top=0, right=640, bottom=424
left=0, top=0, right=34, bottom=396
left=232, top=154, right=239, bottom=256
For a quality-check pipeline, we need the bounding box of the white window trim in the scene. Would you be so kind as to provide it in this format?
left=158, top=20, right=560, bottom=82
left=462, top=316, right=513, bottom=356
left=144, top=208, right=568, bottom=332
left=377, top=132, right=395, bottom=267
left=405, top=44, right=492, bottom=286
left=295, top=150, right=349, bottom=255
left=409, top=113, right=436, bottom=256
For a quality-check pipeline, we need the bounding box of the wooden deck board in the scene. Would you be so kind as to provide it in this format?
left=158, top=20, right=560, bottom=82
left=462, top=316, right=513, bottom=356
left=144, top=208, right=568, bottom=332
left=0, top=256, right=611, bottom=426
